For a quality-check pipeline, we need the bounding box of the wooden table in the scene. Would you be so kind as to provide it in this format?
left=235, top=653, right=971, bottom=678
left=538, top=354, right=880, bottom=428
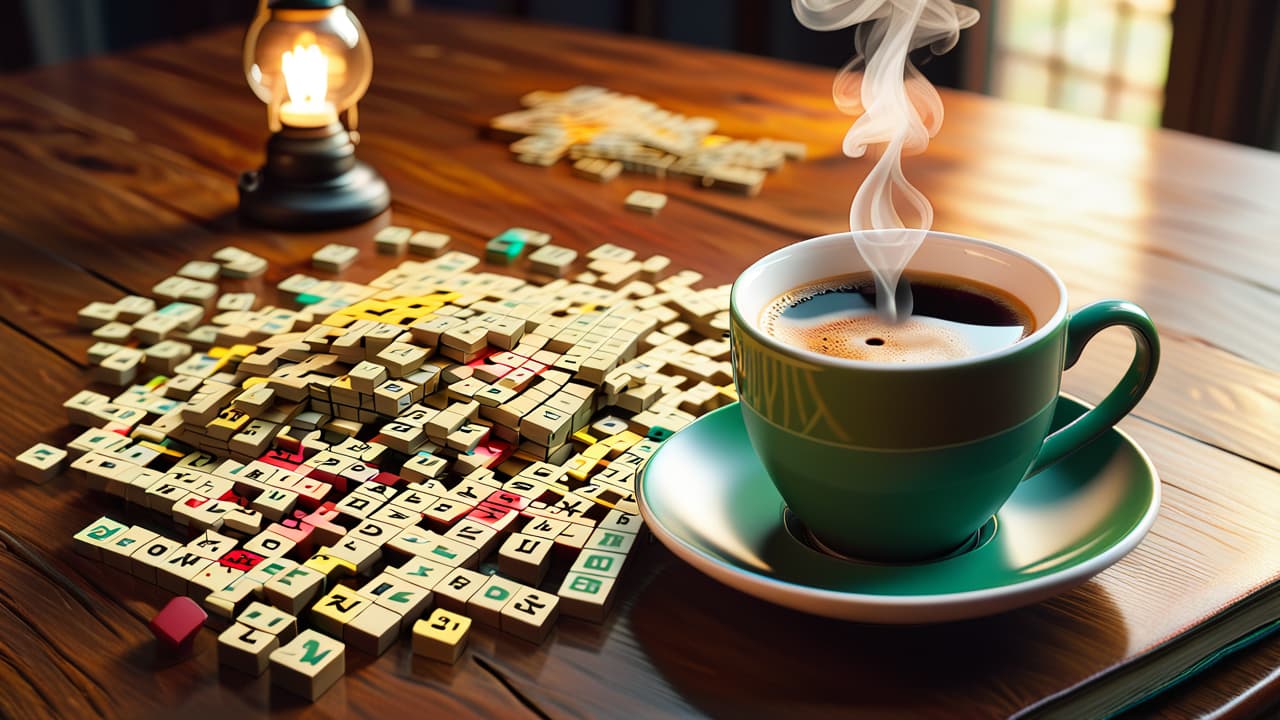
left=0, top=9, right=1277, bottom=719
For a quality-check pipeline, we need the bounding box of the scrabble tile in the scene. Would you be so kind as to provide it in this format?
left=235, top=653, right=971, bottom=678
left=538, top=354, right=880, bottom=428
left=497, top=533, right=553, bottom=585
left=88, top=341, right=125, bottom=365
left=103, top=526, right=158, bottom=571
left=348, top=361, right=388, bottom=393
left=224, top=507, right=265, bottom=535
left=173, top=497, right=237, bottom=533
left=443, top=518, right=500, bottom=556
left=586, top=243, right=637, bottom=263
left=412, top=609, right=470, bottom=664
left=499, top=588, right=559, bottom=644
left=119, top=467, right=166, bottom=504
left=332, top=490, right=382, bottom=521
left=156, top=548, right=214, bottom=596
left=251, top=488, right=299, bottom=521
left=344, top=518, right=397, bottom=547
left=434, top=567, right=487, bottom=612
left=72, top=516, right=129, bottom=560
left=408, top=230, right=451, bottom=257
left=423, top=498, right=473, bottom=527
left=374, top=225, right=412, bottom=254
left=545, top=522, right=590, bottom=553
left=310, top=586, right=373, bottom=637
left=359, top=571, right=433, bottom=625
left=385, top=525, right=435, bottom=559
left=269, top=629, right=345, bottom=701
left=144, top=340, right=194, bottom=374
left=69, top=451, right=125, bottom=492
left=557, top=571, right=619, bottom=623
left=132, top=536, right=183, bottom=583
left=392, top=557, right=449, bottom=590
left=366, top=503, right=417, bottom=531
left=222, top=254, right=268, bottom=279
left=640, top=254, right=671, bottom=280
left=585, top=526, right=637, bottom=555
left=343, top=603, right=400, bottom=656
left=15, top=443, right=66, bottom=484
left=216, top=292, right=256, bottom=311
left=160, top=374, right=203, bottom=400
left=599, top=508, right=644, bottom=535
left=66, top=425, right=124, bottom=455
left=232, top=384, right=275, bottom=413
left=77, top=301, right=119, bottom=329
left=304, top=551, right=356, bottom=582
left=190, top=564, right=246, bottom=602
left=96, top=347, right=143, bottom=386
left=205, top=576, right=261, bottom=620
left=522, top=516, right=570, bottom=540
left=178, top=260, right=222, bottom=281
left=377, top=342, right=428, bottom=376
left=312, top=243, right=359, bottom=272
left=374, top=379, right=415, bottom=416
left=114, top=295, right=157, bottom=322
left=485, top=229, right=529, bottom=265
left=389, top=488, right=438, bottom=515
left=624, top=190, right=667, bottom=215
left=239, top=600, right=297, bottom=642
left=218, top=621, right=280, bottom=676
left=467, top=574, right=522, bottom=628
left=568, top=548, right=627, bottom=579
left=464, top=501, right=521, bottom=533
left=242, top=556, right=297, bottom=585
left=149, top=596, right=207, bottom=649
left=263, top=564, right=326, bottom=614
left=187, top=529, right=238, bottom=560
left=326, top=537, right=382, bottom=575
left=92, top=321, right=133, bottom=343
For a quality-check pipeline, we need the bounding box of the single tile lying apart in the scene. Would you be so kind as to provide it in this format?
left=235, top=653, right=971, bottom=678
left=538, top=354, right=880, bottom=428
left=624, top=190, right=668, bottom=215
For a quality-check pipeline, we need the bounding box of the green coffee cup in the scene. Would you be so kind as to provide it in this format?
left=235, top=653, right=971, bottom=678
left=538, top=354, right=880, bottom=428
left=729, top=231, right=1159, bottom=562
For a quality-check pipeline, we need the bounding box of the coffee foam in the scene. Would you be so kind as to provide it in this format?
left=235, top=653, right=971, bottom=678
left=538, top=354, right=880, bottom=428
left=769, top=314, right=972, bottom=362
left=761, top=277, right=974, bottom=362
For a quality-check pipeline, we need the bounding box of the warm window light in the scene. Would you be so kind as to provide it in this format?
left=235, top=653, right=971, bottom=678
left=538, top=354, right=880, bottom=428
left=238, top=0, right=389, bottom=229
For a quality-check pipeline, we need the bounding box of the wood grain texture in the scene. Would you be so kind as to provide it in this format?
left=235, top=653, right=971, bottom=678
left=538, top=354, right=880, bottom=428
left=0, top=9, right=1276, bottom=719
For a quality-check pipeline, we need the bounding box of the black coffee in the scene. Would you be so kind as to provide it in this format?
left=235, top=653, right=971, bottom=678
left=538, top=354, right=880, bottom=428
left=760, top=271, right=1035, bottom=362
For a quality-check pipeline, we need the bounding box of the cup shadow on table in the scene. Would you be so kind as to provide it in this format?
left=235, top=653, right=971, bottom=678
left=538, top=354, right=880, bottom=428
left=629, top=550, right=1127, bottom=718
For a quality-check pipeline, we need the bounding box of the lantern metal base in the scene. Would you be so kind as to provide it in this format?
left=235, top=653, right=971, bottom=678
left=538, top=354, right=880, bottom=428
left=238, top=122, right=390, bottom=231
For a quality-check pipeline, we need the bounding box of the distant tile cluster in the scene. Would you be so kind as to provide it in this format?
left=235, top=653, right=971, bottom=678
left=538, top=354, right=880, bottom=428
left=490, top=85, right=806, bottom=196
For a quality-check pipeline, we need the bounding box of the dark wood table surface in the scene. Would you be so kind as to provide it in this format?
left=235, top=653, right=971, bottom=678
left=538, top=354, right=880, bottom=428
left=0, top=9, right=1277, bottom=719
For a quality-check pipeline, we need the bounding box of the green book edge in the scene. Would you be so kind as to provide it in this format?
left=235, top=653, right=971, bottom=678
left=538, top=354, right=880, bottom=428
left=1016, top=577, right=1280, bottom=719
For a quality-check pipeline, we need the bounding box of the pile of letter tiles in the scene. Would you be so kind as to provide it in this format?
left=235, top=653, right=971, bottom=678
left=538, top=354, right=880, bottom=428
left=40, top=227, right=739, bottom=701
left=489, top=85, right=807, bottom=196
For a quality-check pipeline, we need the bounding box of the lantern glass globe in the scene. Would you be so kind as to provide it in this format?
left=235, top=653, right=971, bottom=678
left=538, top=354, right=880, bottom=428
left=243, top=6, right=372, bottom=125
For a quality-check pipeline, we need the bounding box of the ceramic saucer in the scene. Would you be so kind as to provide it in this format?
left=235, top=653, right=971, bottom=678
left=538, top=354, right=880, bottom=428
left=636, top=395, right=1160, bottom=624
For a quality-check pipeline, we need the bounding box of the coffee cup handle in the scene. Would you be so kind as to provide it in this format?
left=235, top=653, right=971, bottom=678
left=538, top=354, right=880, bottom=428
left=1026, top=300, right=1160, bottom=477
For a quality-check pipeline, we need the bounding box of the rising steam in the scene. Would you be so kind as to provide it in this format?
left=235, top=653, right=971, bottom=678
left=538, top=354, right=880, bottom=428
left=793, top=0, right=979, bottom=319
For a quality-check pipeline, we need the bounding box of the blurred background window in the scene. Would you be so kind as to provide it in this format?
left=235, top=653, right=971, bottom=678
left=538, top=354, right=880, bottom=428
left=4, top=0, right=1278, bottom=149
left=989, top=0, right=1173, bottom=127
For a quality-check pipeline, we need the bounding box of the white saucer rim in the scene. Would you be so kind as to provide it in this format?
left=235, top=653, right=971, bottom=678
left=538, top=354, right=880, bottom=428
left=637, top=393, right=1161, bottom=621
